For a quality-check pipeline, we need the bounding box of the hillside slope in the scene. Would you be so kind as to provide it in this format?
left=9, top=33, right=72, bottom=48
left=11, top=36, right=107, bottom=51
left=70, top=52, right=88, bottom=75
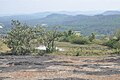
left=1, top=11, right=120, bottom=35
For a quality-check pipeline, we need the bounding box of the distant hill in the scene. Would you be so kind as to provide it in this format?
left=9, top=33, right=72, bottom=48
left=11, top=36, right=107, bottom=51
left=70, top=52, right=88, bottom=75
left=0, top=11, right=120, bottom=35
left=25, top=14, right=120, bottom=35
left=102, top=11, right=120, bottom=15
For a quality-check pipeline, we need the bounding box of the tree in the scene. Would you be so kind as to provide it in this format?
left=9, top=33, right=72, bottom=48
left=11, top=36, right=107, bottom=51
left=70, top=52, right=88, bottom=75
left=42, top=27, right=60, bottom=53
left=68, top=30, right=73, bottom=36
left=89, top=33, right=95, bottom=42
left=6, top=20, right=36, bottom=55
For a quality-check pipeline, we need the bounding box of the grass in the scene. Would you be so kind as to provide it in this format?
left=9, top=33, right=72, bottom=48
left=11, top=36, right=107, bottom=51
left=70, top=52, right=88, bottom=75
left=0, top=39, right=10, bottom=53
left=0, top=39, right=117, bottom=56
left=53, top=41, right=115, bottom=56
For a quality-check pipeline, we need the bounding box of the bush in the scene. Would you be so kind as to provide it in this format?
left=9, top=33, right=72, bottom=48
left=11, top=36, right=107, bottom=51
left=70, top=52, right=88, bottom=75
left=105, top=39, right=116, bottom=48
left=70, top=36, right=90, bottom=44
left=59, top=34, right=90, bottom=45
left=58, top=36, right=69, bottom=42
left=113, top=41, right=120, bottom=49
left=59, top=34, right=77, bottom=42
left=93, top=39, right=103, bottom=45
left=104, top=38, right=120, bottom=49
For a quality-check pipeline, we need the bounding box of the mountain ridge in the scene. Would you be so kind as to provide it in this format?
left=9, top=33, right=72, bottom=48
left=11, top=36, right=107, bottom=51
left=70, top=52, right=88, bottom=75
left=0, top=10, right=120, bottom=35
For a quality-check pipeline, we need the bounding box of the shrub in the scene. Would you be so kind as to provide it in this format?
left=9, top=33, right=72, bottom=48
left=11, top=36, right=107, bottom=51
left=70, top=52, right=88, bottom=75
left=104, top=28, right=120, bottom=49
left=70, top=36, right=90, bottom=44
left=105, top=39, right=117, bottom=48
left=58, top=36, right=69, bottom=42
left=93, top=39, right=103, bottom=45
left=113, top=41, right=120, bottom=49
left=59, top=34, right=77, bottom=42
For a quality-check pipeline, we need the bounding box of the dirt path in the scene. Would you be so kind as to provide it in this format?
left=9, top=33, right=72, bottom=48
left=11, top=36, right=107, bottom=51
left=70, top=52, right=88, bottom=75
left=0, top=55, right=120, bottom=80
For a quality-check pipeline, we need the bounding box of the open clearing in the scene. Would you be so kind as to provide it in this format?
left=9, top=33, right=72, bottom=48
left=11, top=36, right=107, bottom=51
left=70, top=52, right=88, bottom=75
left=0, top=55, right=120, bottom=80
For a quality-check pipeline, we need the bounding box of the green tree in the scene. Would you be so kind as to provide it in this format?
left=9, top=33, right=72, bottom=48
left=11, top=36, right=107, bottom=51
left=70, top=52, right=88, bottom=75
left=89, top=33, right=95, bottom=42
left=68, top=30, right=73, bottom=36
left=6, top=20, right=36, bottom=55
left=43, top=27, right=60, bottom=53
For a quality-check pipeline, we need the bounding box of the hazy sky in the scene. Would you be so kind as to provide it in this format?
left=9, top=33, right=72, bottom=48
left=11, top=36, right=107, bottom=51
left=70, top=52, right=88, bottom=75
left=0, top=0, right=120, bottom=15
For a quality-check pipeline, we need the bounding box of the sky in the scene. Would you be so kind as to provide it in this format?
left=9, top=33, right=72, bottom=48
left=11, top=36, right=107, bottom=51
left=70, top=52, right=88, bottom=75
left=0, top=0, right=120, bottom=16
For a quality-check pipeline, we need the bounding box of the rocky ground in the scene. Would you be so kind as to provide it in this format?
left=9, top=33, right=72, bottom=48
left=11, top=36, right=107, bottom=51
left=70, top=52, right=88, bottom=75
left=0, top=55, right=120, bottom=80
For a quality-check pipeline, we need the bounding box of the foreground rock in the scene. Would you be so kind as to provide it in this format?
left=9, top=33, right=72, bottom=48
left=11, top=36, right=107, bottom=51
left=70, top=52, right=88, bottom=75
left=0, top=55, right=120, bottom=80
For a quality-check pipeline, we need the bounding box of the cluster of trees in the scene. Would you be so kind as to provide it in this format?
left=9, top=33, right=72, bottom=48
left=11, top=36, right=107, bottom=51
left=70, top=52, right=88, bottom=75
left=59, top=30, right=95, bottom=45
left=6, top=20, right=60, bottom=55
left=59, top=29, right=120, bottom=51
